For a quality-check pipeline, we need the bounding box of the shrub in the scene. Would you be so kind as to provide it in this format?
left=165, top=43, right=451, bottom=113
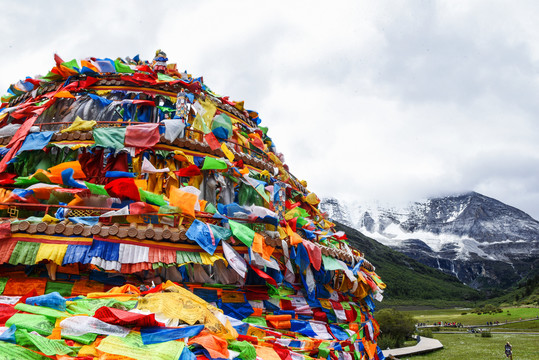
left=374, top=309, right=416, bottom=348
left=416, top=328, right=433, bottom=338
left=461, top=312, right=468, bottom=315
left=481, top=331, right=492, bottom=337
left=377, top=334, right=400, bottom=349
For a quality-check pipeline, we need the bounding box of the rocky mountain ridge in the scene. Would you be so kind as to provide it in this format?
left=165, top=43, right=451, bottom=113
left=320, top=192, right=539, bottom=289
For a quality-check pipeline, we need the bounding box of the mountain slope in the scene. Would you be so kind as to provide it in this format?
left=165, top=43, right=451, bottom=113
left=336, top=222, right=481, bottom=302
left=323, top=192, right=539, bottom=291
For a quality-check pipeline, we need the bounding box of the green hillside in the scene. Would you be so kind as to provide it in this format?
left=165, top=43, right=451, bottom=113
left=483, top=273, right=539, bottom=306
left=335, top=222, right=482, bottom=305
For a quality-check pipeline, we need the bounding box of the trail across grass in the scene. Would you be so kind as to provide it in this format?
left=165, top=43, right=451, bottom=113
left=407, top=333, right=539, bottom=359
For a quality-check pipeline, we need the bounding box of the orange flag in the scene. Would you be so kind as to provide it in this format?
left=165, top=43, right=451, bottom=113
left=53, top=90, right=76, bottom=99
left=286, top=223, right=303, bottom=245
left=47, top=161, right=86, bottom=183
left=169, top=187, right=198, bottom=218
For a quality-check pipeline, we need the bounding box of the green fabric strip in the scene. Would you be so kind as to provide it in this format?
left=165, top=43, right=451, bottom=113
left=176, top=251, right=202, bottom=265
left=318, top=342, right=331, bottom=358
left=0, top=341, right=49, bottom=360
left=15, top=329, right=78, bottom=356
left=229, top=220, right=254, bottom=247
left=201, top=156, right=228, bottom=170
left=141, top=189, right=167, bottom=206
left=157, top=73, right=176, bottom=82
left=0, top=277, right=8, bottom=294
left=13, top=176, right=40, bottom=186
left=45, top=281, right=74, bottom=297
left=208, top=224, right=232, bottom=241
left=62, top=332, right=98, bottom=345
left=14, top=303, right=69, bottom=319
left=322, top=255, right=344, bottom=271
left=61, top=59, right=79, bottom=71
left=228, top=340, right=256, bottom=360
left=93, top=127, right=126, bottom=150
left=66, top=298, right=137, bottom=316
left=9, top=242, right=40, bottom=265
left=5, top=313, right=55, bottom=336
left=243, top=316, right=267, bottom=327
left=84, top=181, right=109, bottom=195
left=114, top=59, right=135, bottom=73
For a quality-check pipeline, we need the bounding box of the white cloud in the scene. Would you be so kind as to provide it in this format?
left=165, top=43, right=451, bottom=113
left=1, top=0, right=539, bottom=219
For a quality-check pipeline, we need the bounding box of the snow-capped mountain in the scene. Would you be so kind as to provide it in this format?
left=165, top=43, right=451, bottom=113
left=320, top=192, right=539, bottom=289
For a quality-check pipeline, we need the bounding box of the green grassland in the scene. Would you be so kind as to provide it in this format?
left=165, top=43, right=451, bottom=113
left=432, top=321, right=539, bottom=333
left=493, top=319, right=539, bottom=331
left=408, top=333, right=539, bottom=360
left=407, top=307, right=539, bottom=326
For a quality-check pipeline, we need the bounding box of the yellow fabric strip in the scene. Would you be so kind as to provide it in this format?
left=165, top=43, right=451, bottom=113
left=35, top=243, right=68, bottom=265
left=90, top=85, right=177, bottom=99
left=200, top=253, right=228, bottom=266
left=11, top=233, right=93, bottom=245
left=97, top=331, right=185, bottom=360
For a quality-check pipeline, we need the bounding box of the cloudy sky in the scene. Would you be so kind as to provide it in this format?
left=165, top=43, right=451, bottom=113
left=1, top=1, right=539, bottom=218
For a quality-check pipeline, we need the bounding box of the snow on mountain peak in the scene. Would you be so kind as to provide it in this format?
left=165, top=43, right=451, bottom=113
left=320, top=192, right=539, bottom=288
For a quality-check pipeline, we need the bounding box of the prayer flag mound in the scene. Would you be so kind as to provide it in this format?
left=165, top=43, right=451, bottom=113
left=0, top=51, right=386, bottom=359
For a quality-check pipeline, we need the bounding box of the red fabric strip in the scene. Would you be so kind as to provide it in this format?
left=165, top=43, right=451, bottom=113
left=94, top=306, right=163, bottom=327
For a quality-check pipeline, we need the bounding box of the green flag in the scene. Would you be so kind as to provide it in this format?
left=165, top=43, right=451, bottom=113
left=157, top=72, right=175, bottom=82
left=140, top=189, right=167, bottom=206
left=93, top=127, right=126, bottom=150
left=15, top=329, right=78, bottom=356
left=229, top=220, right=254, bottom=247
left=201, top=157, right=227, bottom=170
left=85, top=181, right=109, bottom=196
left=0, top=341, right=50, bottom=360
left=5, top=313, right=54, bottom=336
left=114, top=59, right=134, bottom=73
left=61, top=59, right=80, bottom=71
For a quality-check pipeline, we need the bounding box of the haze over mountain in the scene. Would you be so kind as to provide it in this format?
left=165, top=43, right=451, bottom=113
left=322, top=192, right=539, bottom=290
left=335, top=222, right=480, bottom=302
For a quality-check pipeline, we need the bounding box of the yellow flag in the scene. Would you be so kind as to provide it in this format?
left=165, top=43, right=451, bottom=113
left=221, top=143, right=235, bottom=162
left=41, top=214, right=59, bottom=223
left=60, top=116, right=96, bottom=132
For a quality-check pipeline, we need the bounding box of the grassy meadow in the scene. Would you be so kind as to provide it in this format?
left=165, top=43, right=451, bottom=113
left=492, top=319, right=539, bottom=331
left=406, top=307, right=539, bottom=326
left=399, top=307, right=539, bottom=359
left=407, top=333, right=539, bottom=360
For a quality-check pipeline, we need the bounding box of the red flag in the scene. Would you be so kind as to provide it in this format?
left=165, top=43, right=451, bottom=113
left=175, top=165, right=201, bottom=177
left=0, top=173, right=16, bottom=185
left=105, top=178, right=141, bottom=201
left=129, top=202, right=159, bottom=215
left=249, top=264, right=277, bottom=286
left=204, top=132, right=222, bottom=151
left=54, top=53, right=65, bottom=67
left=125, top=123, right=160, bottom=148
left=0, top=222, right=11, bottom=240
left=94, top=306, right=163, bottom=327
left=0, top=115, right=38, bottom=172
left=303, top=240, right=322, bottom=271
left=0, top=304, right=17, bottom=326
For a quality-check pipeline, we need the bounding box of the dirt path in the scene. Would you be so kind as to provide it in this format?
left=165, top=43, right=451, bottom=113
left=382, top=336, right=443, bottom=358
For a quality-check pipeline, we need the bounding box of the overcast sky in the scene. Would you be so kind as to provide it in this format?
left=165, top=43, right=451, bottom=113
left=1, top=0, right=539, bottom=219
